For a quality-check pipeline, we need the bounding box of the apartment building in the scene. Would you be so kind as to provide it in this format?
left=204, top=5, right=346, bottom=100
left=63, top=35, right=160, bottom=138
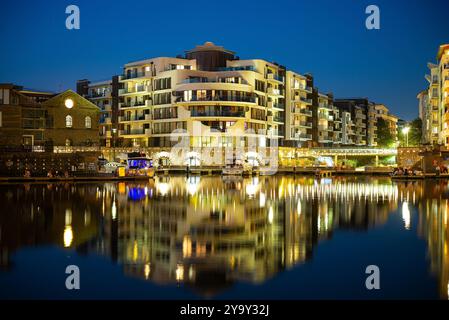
left=420, top=44, right=449, bottom=146
left=440, top=45, right=449, bottom=145
left=117, top=42, right=292, bottom=151
left=115, top=42, right=379, bottom=153
left=285, top=72, right=313, bottom=147
left=77, top=76, right=121, bottom=147
left=374, top=104, right=399, bottom=143
left=334, top=98, right=377, bottom=146
left=417, top=90, right=433, bottom=144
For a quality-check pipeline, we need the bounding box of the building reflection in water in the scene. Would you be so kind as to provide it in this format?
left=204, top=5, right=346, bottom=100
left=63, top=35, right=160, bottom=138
left=0, top=177, right=448, bottom=298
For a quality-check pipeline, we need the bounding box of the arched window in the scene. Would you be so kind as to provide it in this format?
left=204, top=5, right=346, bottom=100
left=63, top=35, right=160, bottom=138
left=85, top=116, right=92, bottom=128
left=65, top=115, right=72, bottom=128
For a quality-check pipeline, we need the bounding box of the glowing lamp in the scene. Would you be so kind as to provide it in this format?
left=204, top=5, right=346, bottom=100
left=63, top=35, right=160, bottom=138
left=65, top=98, right=74, bottom=109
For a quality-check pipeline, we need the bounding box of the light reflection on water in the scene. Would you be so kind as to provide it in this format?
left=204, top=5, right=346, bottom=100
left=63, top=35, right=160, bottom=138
left=0, top=176, right=448, bottom=299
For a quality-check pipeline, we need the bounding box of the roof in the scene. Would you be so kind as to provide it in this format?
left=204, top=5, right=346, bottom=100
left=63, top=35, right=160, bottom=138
left=437, top=44, right=449, bottom=61
left=185, top=41, right=235, bottom=55
left=42, top=89, right=99, bottom=110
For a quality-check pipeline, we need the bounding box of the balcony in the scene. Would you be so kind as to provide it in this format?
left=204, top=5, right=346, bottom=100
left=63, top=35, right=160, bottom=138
left=120, top=70, right=153, bottom=80
left=119, top=85, right=150, bottom=95
left=319, top=125, right=333, bottom=131
left=119, top=114, right=148, bottom=122
left=268, top=101, right=285, bottom=109
left=217, top=66, right=256, bottom=72
left=299, top=96, right=312, bottom=104
left=119, top=128, right=147, bottom=136
left=297, top=133, right=312, bottom=140
left=298, top=121, right=312, bottom=128
left=318, top=113, right=329, bottom=120
left=273, top=116, right=283, bottom=123
left=319, top=103, right=332, bottom=110
left=190, top=110, right=245, bottom=117
left=88, top=91, right=112, bottom=99
left=180, top=78, right=248, bottom=85
left=177, top=95, right=256, bottom=103
left=267, top=73, right=284, bottom=83
left=120, top=100, right=151, bottom=109
left=297, top=108, right=312, bottom=116
left=267, top=87, right=283, bottom=96
left=102, top=105, right=112, bottom=112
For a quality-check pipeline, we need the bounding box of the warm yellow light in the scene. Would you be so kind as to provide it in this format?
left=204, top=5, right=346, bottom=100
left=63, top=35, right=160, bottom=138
left=64, top=226, right=73, bottom=247
left=176, top=264, right=184, bottom=281
left=402, top=202, right=411, bottom=230
left=402, top=127, right=410, bottom=135
left=111, top=201, right=117, bottom=220
left=144, top=263, right=150, bottom=279
left=65, top=98, right=74, bottom=109
left=268, top=207, right=274, bottom=224
left=156, top=182, right=169, bottom=196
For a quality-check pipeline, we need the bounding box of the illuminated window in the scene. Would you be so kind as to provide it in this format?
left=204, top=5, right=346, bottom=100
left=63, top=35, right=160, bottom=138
left=85, top=116, right=91, bottom=128
left=65, top=115, right=73, bottom=128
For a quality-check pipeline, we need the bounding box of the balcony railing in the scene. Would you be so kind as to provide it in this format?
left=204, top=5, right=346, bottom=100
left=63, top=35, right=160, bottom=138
left=89, top=91, right=111, bottom=98
left=217, top=66, right=256, bottom=72
left=299, top=121, right=312, bottom=127
left=180, top=78, right=248, bottom=85
left=120, top=115, right=147, bottom=122
left=119, top=86, right=149, bottom=95
left=120, top=100, right=151, bottom=108
left=120, top=129, right=146, bottom=135
left=267, top=87, right=283, bottom=96
left=297, top=133, right=312, bottom=140
left=121, top=71, right=153, bottom=80
left=177, top=96, right=256, bottom=103
left=190, top=111, right=245, bottom=117
left=298, top=108, right=312, bottom=116
left=267, top=73, right=284, bottom=82
left=300, top=96, right=312, bottom=104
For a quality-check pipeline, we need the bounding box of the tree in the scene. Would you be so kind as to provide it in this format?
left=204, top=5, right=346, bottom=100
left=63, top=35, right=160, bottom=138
left=376, top=118, right=395, bottom=147
left=409, top=118, right=422, bottom=146
left=399, top=117, right=422, bottom=147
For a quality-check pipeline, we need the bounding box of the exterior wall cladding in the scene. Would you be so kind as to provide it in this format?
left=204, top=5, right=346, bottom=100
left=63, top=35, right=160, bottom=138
left=78, top=42, right=378, bottom=149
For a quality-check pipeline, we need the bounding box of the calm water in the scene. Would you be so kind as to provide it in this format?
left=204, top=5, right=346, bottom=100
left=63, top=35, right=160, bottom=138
left=0, top=176, right=448, bottom=300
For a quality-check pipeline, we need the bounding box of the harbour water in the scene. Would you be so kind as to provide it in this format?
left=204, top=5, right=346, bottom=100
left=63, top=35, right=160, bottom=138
left=0, top=176, right=447, bottom=299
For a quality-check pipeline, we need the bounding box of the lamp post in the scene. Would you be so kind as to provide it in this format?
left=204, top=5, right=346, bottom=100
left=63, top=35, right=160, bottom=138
left=402, top=126, right=410, bottom=147
left=112, top=128, right=117, bottom=161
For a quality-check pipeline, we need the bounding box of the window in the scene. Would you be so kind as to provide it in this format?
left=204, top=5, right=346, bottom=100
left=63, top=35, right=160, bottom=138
left=85, top=116, right=92, bottom=128
left=0, top=111, right=2, bottom=127
left=66, top=115, right=73, bottom=128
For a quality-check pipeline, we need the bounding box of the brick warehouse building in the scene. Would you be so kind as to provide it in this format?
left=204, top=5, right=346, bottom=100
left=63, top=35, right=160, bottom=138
left=0, top=84, right=101, bottom=177
left=0, top=84, right=100, bottom=148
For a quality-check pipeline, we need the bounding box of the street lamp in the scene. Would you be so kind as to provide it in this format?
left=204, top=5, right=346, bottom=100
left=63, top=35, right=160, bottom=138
left=402, top=126, right=410, bottom=147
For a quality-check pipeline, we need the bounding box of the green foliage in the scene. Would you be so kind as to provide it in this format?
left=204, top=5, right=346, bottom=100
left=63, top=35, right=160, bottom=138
left=376, top=118, right=395, bottom=148
left=399, top=117, right=422, bottom=146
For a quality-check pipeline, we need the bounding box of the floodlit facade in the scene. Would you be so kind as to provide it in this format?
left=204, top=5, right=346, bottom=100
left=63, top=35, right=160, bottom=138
left=114, top=42, right=380, bottom=154
left=420, top=44, right=449, bottom=146
left=375, top=104, right=399, bottom=143
left=77, top=77, right=120, bottom=147
left=334, top=98, right=378, bottom=146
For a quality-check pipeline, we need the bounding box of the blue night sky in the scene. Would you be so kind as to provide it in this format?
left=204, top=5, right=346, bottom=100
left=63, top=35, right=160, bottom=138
left=1, top=0, right=448, bottom=120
